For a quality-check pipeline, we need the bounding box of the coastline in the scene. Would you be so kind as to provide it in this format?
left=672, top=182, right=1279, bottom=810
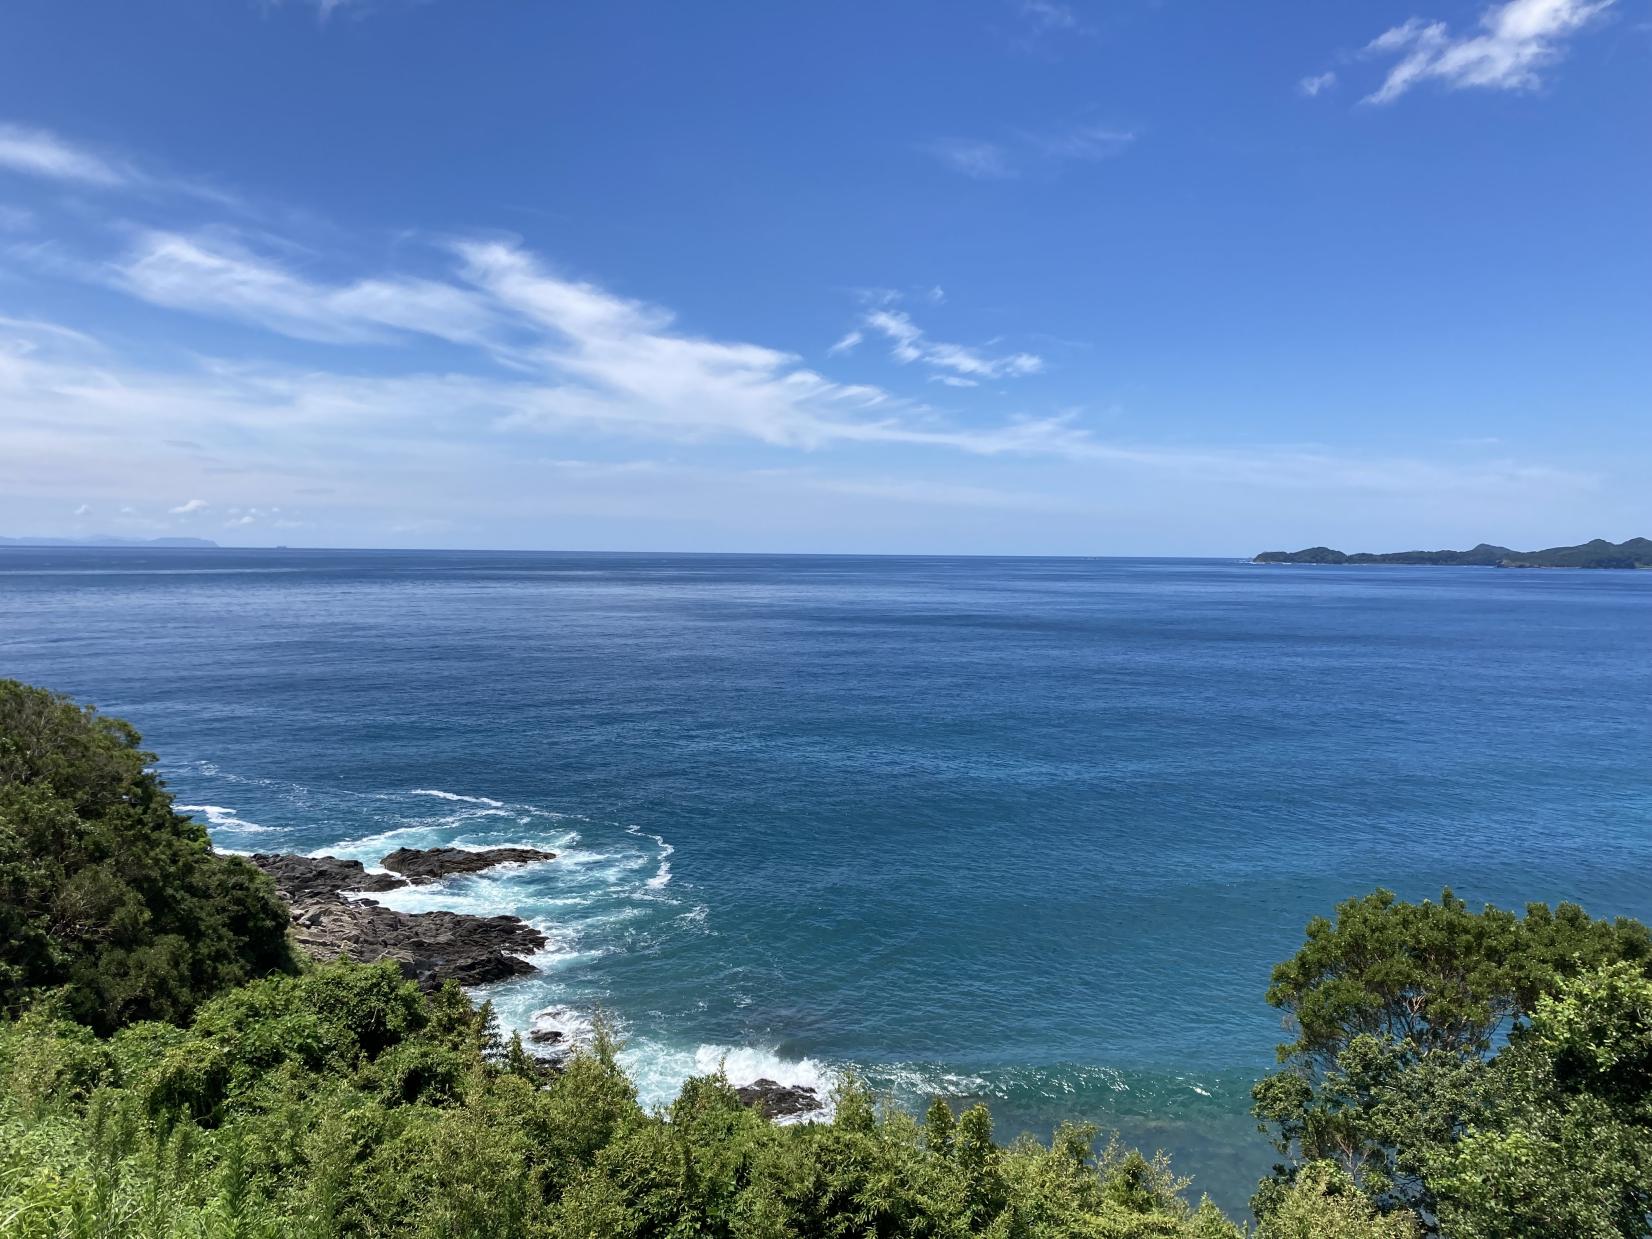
left=235, top=839, right=1271, bottom=1208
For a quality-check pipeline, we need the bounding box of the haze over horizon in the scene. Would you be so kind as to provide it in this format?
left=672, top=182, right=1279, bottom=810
left=1, top=1, right=1646, bottom=555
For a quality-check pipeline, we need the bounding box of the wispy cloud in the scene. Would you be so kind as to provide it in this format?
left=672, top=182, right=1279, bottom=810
left=264, top=0, right=375, bottom=21
left=0, top=121, right=1604, bottom=547
left=928, top=122, right=1135, bottom=179
left=1017, top=0, right=1081, bottom=34
left=828, top=329, right=863, bottom=356
left=1363, top=0, right=1614, bottom=104
left=1008, top=0, right=1097, bottom=51
left=0, top=120, right=252, bottom=214
left=1299, top=71, right=1339, bottom=97
left=17, top=217, right=1078, bottom=458
left=1019, top=124, right=1136, bottom=161
left=0, top=311, right=1595, bottom=544
left=110, top=230, right=503, bottom=347
left=928, top=139, right=1018, bottom=181
left=860, top=307, right=1044, bottom=383
left=0, top=123, right=128, bottom=187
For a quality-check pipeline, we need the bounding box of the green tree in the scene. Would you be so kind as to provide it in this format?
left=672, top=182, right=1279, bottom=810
left=1255, top=888, right=1652, bottom=1231
left=922, top=1097, right=955, bottom=1155
left=1428, top=963, right=1652, bottom=1238
left=0, top=681, right=296, bottom=1032
left=1254, top=1161, right=1419, bottom=1239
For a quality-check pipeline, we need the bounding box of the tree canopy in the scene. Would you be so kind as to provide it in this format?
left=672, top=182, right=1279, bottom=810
left=0, top=680, right=296, bottom=1033
left=1254, top=888, right=1652, bottom=1236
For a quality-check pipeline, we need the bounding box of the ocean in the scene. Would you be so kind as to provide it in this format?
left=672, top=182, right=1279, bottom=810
left=3, top=547, right=1648, bottom=1211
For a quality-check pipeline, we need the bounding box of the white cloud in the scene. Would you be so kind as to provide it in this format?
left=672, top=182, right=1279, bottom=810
left=1009, top=0, right=1097, bottom=48
left=0, top=121, right=259, bottom=220
left=1018, top=0, right=1080, bottom=33
left=0, top=123, right=128, bottom=187
left=72, top=503, right=90, bottom=516
left=1299, top=71, right=1339, bottom=97
left=1363, top=0, right=1614, bottom=104
left=0, top=122, right=1612, bottom=548
left=111, top=231, right=503, bottom=347
left=5, top=235, right=1078, bottom=460
left=265, top=0, right=371, bottom=20
left=0, top=312, right=1598, bottom=545
left=828, top=329, right=863, bottom=356
left=862, top=308, right=1044, bottom=381
left=929, top=123, right=1134, bottom=179
left=928, top=139, right=1018, bottom=181
left=1020, top=124, right=1136, bottom=161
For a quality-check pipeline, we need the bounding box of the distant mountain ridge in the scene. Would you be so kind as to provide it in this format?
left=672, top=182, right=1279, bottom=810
left=1254, top=537, right=1652, bottom=569
left=0, top=535, right=220, bottom=548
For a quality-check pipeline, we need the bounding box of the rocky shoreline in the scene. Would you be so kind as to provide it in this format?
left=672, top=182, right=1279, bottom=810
left=249, top=850, right=551, bottom=987
left=248, top=846, right=826, bottom=1118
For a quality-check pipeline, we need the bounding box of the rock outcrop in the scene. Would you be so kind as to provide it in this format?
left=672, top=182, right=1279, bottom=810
left=381, top=845, right=556, bottom=882
left=247, top=851, right=548, bottom=988
left=734, top=1078, right=824, bottom=1120
left=288, top=899, right=545, bottom=986
left=250, top=852, right=409, bottom=900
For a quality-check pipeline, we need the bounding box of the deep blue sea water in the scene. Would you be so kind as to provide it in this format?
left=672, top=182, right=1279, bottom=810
left=3, top=548, right=1649, bottom=1211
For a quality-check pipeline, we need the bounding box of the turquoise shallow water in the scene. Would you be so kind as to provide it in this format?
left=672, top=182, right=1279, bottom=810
left=3, top=548, right=1649, bottom=1211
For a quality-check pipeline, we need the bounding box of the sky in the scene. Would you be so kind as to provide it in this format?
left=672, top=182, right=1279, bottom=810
left=0, top=0, right=1647, bottom=555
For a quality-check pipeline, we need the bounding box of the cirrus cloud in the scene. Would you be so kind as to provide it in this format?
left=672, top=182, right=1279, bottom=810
left=1362, top=0, right=1614, bottom=104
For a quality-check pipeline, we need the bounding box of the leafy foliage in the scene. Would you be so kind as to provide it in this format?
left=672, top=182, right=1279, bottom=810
left=1426, top=963, right=1652, bottom=1238
left=1255, top=888, right=1652, bottom=1235
left=0, top=963, right=1245, bottom=1238
left=0, top=680, right=296, bottom=1032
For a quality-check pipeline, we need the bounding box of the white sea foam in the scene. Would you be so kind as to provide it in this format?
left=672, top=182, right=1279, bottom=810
left=184, top=762, right=715, bottom=1103
left=618, top=1037, right=840, bottom=1121
left=309, top=825, right=437, bottom=861
left=528, top=1004, right=599, bottom=1049
left=409, top=788, right=505, bottom=807
left=626, top=823, right=676, bottom=856
left=179, top=803, right=277, bottom=833
left=623, top=824, right=676, bottom=890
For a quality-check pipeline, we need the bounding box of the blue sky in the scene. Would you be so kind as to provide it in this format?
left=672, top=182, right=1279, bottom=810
left=0, top=0, right=1646, bottom=553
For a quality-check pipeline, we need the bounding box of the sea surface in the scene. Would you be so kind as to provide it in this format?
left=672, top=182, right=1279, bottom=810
left=3, top=548, right=1649, bottom=1211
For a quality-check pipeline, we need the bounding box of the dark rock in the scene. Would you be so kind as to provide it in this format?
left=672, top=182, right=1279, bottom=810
left=380, top=846, right=557, bottom=882
left=249, top=852, right=408, bottom=900
left=735, top=1078, right=823, bottom=1120
left=247, top=852, right=546, bottom=989
left=525, top=1027, right=570, bottom=1072
left=290, top=903, right=546, bottom=987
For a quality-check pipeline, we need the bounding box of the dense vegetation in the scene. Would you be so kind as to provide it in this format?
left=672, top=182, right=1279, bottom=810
left=1253, top=537, right=1652, bottom=569
left=1254, top=889, right=1652, bottom=1236
left=0, top=681, right=294, bottom=1033
left=2, top=680, right=1649, bottom=1236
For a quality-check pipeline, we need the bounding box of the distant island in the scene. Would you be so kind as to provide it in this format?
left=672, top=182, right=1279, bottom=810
left=0, top=535, right=219, bottom=548
left=1254, top=537, right=1652, bottom=570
